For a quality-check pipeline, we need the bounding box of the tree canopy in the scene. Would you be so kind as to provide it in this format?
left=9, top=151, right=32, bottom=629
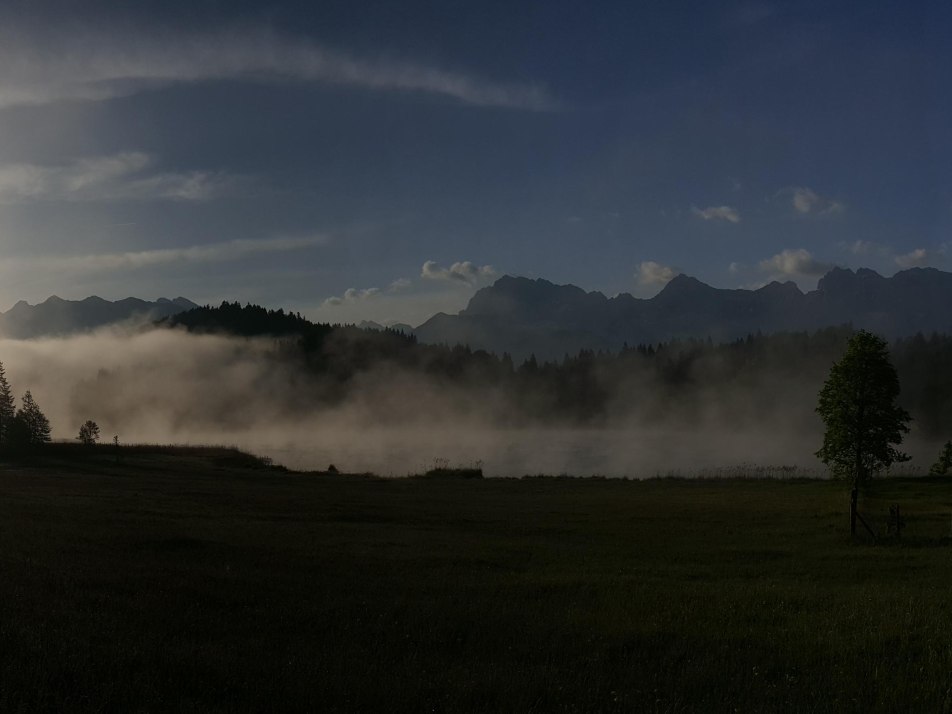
left=816, top=330, right=911, bottom=486
left=78, top=420, right=101, bottom=445
left=930, top=441, right=952, bottom=476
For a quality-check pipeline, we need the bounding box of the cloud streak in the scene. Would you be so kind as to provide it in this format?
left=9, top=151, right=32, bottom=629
left=6, top=236, right=326, bottom=275
left=0, top=26, right=555, bottom=111
left=0, top=153, right=243, bottom=203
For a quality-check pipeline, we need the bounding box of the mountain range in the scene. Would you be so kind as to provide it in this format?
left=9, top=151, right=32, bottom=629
left=4, top=267, right=952, bottom=356
left=0, top=295, right=198, bottom=339
left=414, top=267, right=952, bottom=360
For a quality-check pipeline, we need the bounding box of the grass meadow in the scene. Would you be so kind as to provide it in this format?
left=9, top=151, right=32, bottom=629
left=3, top=445, right=952, bottom=712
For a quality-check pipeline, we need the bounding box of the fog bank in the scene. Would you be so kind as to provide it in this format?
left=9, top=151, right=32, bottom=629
left=0, top=328, right=940, bottom=476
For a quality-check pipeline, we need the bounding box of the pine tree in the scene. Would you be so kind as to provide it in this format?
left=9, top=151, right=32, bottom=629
left=17, top=390, right=52, bottom=446
left=0, top=361, right=14, bottom=447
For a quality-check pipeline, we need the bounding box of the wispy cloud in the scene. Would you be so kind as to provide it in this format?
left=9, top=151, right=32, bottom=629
left=7, top=236, right=326, bottom=274
left=846, top=239, right=875, bottom=255
left=636, top=260, right=680, bottom=287
left=894, top=248, right=931, bottom=268
left=783, top=186, right=843, bottom=215
left=0, top=26, right=555, bottom=111
left=322, top=287, right=382, bottom=307
left=388, top=278, right=412, bottom=292
left=322, top=263, right=495, bottom=311
left=421, top=260, right=496, bottom=285
left=0, top=153, right=243, bottom=203
left=319, top=258, right=498, bottom=322
left=759, top=248, right=833, bottom=279
left=692, top=205, right=741, bottom=223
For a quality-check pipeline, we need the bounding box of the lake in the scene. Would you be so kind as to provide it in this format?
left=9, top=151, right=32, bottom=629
left=241, top=426, right=836, bottom=478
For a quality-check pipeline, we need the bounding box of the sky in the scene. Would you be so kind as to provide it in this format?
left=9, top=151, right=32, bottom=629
left=0, top=0, right=949, bottom=326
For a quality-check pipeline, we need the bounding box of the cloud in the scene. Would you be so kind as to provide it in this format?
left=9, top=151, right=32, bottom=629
left=317, top=263, right=499, bottom=322
left=7, top=236, right=326, bottom=274
left=692, top=205, right=741, bottom=223
left=0, top=153, right=243, bottom=203
left=0, top=26, right=555, bottom=111
left=759, top=248, right=833, bottom=278
left=894, top=248, right=931, bottom=269
left=322, top=287, right=382, bottom=307
left=786, top=187, right=843, bottom=215
left=421, top=260, right=496, bottom=285
left=846, top=239, right=874, bottom=255
left=637, top=261, right=680, bottom=287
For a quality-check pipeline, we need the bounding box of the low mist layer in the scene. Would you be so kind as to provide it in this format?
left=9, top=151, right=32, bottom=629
left=0, top=326, right=944, bottom=476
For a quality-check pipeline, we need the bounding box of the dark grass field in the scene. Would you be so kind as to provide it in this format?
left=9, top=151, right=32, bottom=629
left=4, top=445, right=952, bottom=712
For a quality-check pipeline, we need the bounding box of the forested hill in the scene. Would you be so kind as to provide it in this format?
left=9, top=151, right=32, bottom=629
left=159, top=303, right=952, bottom=438
left=161, top=301, right=331, bottom=339
left=160, top=301, right=418, bottom=362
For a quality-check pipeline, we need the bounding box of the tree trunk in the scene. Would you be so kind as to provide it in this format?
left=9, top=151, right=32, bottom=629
left=850, top=487, right=858, bottom=536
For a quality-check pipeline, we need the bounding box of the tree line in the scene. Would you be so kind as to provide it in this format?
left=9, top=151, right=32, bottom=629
left=0, top=362, right=102, bottom=454
left=0, top=362, right=51, bottom=451
left=165, top=303, right=952, bottom=437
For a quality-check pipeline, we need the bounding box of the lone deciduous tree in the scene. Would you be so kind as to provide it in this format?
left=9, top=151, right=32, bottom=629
left=816, top=331, right=910, bottom=534
left=816, top=330, right=911, bottom=486
left=77, top=420, right=101, bottom=445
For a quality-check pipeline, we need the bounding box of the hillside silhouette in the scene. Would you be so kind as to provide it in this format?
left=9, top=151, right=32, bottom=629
left=159, top=303, right=952, bottom=438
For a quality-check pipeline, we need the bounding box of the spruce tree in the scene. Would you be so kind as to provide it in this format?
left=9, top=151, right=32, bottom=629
left=0, top=361, right=14, bottom=447
left=17, top=390, right=52, bottom=446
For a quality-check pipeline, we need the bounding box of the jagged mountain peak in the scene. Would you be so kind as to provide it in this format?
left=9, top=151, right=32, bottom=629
left=414, top=267, right=952, bottom=360
left=759, top=279, right=799, bottom=290
left=816, top=266, right=886, bottom=292
left=461, top=275, right=606, bottom=319
left=652, top=274, right=715, bottom=301
left=0, top=295, right=198, bottom=339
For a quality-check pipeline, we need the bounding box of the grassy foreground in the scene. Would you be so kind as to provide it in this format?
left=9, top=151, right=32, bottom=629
left=3, top=447, right=952, bottom=712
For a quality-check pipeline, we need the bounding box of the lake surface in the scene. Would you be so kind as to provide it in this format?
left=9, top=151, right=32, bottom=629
left=239, top=427, right=836, bottom=478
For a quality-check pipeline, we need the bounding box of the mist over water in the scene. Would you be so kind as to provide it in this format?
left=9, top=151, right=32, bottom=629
left=262, top=426, right=830, bottom=478
left=0, top=328, right=941, bottom=477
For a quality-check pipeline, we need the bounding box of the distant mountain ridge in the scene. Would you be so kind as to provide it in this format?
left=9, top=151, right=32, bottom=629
left=414, top=267, right=952, bottom=360
left=0, top=295, right=198, bottom=338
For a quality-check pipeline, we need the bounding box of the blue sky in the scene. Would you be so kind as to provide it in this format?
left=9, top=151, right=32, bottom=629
left=0, top=0, right=949, bottom=324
